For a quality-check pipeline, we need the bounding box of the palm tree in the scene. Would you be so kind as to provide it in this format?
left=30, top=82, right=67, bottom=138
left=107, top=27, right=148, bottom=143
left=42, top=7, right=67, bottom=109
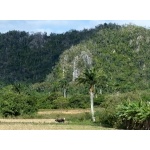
left=76, top=67, right=97, bottom=122
left=77, top=67, right=107, bottom=122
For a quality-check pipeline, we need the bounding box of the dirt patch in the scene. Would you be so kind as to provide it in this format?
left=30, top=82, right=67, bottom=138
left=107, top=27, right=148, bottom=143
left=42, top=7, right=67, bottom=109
left=0, top=119, right=56, bottom=123
left=38, top=109, right=90, bottom=115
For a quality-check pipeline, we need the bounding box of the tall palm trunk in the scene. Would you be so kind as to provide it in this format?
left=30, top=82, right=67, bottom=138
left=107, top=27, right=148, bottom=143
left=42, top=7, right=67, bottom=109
left=90, top=85, right=95, bottom=122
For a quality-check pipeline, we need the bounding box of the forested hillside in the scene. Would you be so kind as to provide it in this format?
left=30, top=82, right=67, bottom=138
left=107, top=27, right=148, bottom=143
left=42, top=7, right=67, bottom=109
left=0, top=27, right=97, bottom=84
left=0, top=23, right=149, bottom=94
left=45, top=23, right=150, bottom=94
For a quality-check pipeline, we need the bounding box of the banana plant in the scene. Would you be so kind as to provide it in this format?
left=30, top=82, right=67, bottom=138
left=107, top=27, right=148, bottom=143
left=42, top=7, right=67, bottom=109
left=116, top=100, right=150, bottom=129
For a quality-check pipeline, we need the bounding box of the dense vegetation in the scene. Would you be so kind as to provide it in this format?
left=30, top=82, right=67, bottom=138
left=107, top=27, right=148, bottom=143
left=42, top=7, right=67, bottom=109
left=97, top=89, right=150, bottom=129
left=0, top=23, right=150, bottom=129
left=46, top=23, right=150, bottom=94
left=0, top=27, right=97, bottom=84
left=0, top=84, right=38, bottom=117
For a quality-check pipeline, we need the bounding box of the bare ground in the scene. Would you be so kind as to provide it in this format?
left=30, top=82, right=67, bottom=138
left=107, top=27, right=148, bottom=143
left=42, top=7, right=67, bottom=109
left=38, top=109, right=91, bottom=115
left=0, top=119, right=56, bottom=123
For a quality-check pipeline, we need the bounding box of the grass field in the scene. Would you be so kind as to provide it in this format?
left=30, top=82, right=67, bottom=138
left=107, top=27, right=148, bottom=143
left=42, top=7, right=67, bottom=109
left=0, top=109, right=115, bottom=130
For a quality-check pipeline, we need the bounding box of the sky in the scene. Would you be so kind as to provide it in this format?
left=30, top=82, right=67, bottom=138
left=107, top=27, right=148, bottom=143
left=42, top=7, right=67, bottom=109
left=0, top=20, right=150, bottom=35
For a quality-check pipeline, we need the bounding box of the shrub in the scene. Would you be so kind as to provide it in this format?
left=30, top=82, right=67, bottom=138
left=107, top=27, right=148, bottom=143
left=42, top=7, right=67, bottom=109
left=46, top=92, right=62, bottom=101
left=35, top=93, right=51, bottom=109
left=94, top=95, right=105, bottom=106
left=96, top=107, right=117, bottom=127
left=22, top=95, right=38, bottom=115
left=52, top=97, right=69, bottom=109
left=0, top=85, right=38, bottom=118
left=36, top=92, right=62, bottom=109
left=69, top=94, right=89, bottom=108
left=100, top=91, right=141, bottom=108
left=140, top=90, right=150, bottom=102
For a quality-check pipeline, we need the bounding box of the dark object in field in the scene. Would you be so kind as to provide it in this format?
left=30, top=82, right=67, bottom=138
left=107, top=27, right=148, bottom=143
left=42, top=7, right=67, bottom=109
left=55, top=118, right=65, bottom=123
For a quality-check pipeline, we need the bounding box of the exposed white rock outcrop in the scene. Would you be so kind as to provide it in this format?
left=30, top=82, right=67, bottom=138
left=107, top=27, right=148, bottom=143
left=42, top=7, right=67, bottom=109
left=72, top=50, right=92, bottom=81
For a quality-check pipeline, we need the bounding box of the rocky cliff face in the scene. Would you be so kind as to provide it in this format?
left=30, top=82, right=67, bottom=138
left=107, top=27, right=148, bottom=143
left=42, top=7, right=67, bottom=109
left=59, top=45, right=93, bottom=82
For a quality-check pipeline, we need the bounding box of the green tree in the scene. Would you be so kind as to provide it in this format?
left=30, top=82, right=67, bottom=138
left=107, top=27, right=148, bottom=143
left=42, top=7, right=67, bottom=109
left=76, top=67, right=98, bottom=122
